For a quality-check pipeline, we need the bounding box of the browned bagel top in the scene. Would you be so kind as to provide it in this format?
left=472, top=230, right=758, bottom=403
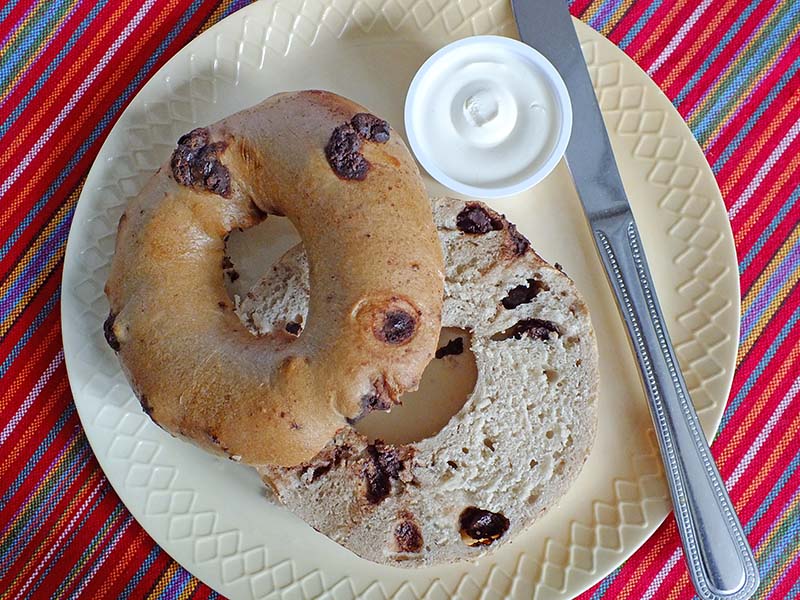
left=104, top=91, right=444, bottom=467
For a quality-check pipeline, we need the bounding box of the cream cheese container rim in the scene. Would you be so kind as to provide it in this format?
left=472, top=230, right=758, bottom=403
left=404, top=35, right=573, bottom=199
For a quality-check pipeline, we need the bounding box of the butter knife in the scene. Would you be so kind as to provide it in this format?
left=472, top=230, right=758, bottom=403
left=510, top=2, right=760, bottom=598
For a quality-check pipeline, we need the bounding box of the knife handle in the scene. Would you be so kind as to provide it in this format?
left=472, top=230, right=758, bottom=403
left=594, top=216, right=760, bottom=600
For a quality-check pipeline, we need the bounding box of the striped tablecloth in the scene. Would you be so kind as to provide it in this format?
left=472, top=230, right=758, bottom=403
left=1, top=0, right=798, bottom=598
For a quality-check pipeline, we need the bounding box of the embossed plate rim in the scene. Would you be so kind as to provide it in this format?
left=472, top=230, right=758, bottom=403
left=61, top=1, right=739, bottom=598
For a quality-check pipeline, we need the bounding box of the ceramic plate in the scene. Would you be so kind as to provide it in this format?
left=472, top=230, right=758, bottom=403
left=61, top=1, right=739, bottom=598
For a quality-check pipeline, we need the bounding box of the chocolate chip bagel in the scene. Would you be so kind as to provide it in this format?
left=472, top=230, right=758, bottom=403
left=104, top=91, right=444, bottom=467
left=241, top=197, right=599, bottom=565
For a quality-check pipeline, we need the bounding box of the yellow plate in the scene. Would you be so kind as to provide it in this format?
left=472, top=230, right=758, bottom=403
left=62, top=1, right=739, bottom=598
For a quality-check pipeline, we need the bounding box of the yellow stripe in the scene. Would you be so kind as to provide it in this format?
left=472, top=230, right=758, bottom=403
left=0, top=0, right=48, bottom=66
left=0, top=183, right=80, bottom=339
left=600, top=0, right=637, bottom=36
left=0, top=0, right=132, bottom=182
left=739, top=258, right=800, bottom=360
left=0, top=0, right=83, bottom=105
left=617, top=524, right=676, bottom=599
left=739, top=409, right=800, bottom=506
left=740, top=224, right=800, bottom=316
left=702, top=18, right=800, bottom=150
left=632, top=0, right=691, bottom=63
left=199, top=0, right=233, bottom=34
left=755, top=489, right=800, bottom=558
left=735, top=145, right=800, bottom=245
left=720, top=339, right=800, bottom=466
left=687, top=1, right=789, bottom=129
left=146, top=562, right=180, bottom=599
left=662, top=0, right=739, bottom=89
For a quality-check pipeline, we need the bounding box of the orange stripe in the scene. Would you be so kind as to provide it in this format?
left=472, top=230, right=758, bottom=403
left=734, top=147, right=800, bottom=245
left=702, top=18, right=800, bottom=148
left=145, top=562, right=180, bottom=599
left=719, top=335, right=800, bottom=467
left=687, top=4, right=788, bottom=128
left=1, top=316, right=60, bottom=405
left=10, top=0, right=184, bottom=218
left=94, top=529, right=150, bottom=597
left=632, top=0, right=691, bottom=64
left=198, top=0, right=232, bottom=34
left=718, top=86, right=800, bottom=199
left=617, top=524, right=677, bottom=599
left=661, top=0, right=740, bottom=89
left=738, top=406, right=800, bottom=507
left=600, top=0, right=637, bottom=36
left=1, top=470, right=103, bottom=598
left=0, top=0, right=134, bottom=179
left=0, top=0, right=48, bottom=61
left=0, top=0, right=83, bottom=106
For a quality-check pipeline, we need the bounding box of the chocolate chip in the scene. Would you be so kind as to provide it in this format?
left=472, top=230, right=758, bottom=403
left=456, top=204, right=504, bottom=234
left=459, top=507, right=510, bottom=546
left=325, top=123, right=369, bottom=180
left=395, top=517, right=423, bottom=553
left=221, top=255, right=234, bottom=270
left=363, top=444, right=404, bottom=504
left=376, top=310, right=416, bottom=345
left=170, top=128, right=231, bottom=196
left=351, top=113, right=390, bottom=143
left=505, top=223, right=530, bottom=256
left=490, top=318, right=561, bottom=342
left=346, top=388, right=392, bottom=424
left=501, top=279, right=545, bottom=309
left=103, top=312, right=120, bottom=351
left=285, top=321, right=302, bottom=335
left=435, top=337, right=464, bottom=358
left=554, top=262, right=565, bottom=273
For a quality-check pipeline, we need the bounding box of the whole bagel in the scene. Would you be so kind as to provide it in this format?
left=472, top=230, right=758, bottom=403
left=103, top=91, right=444, bottom=467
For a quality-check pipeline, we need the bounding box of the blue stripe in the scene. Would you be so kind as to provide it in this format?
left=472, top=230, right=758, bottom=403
left=0, top=208, right=71, bottom=323
left=739, top=188, right=800, bottom=274
left=739, top=236, right=800, bottom=341
left=0, top=0, right=36, bottom=52
left=0, top=284, right=59, bottom=378
left=712, top=55, right=800, bottom=172
left=720, top=303, right=800, bottom=430
left=744, top=448, right=800, bottom=534
left=51, top=504, right=126, bottom=598
left=691, top=8, right=800, bottom=141
left=24, top=484, right=113, bottom=599
left=0, top=0, right=76, bottom=86
left=67, top=512, right=134, bottom=600
left=0, top=441, right=92, bottom=574
left=0, top=403, right=76, bottom=514
left=0, top=0, right=110, bottom=134
left=674, top=0, right=764, bottom=107
left=757, top=490, right=800, bottom=578
left=591, top=567, right=621, bottom=599
left=0, top=0, right=206, bottom=265
left=0, top=0, right=23, bottom=24
left=119, top=545, right=161, bottom=598
left=617, top=0, right=664, bottom=50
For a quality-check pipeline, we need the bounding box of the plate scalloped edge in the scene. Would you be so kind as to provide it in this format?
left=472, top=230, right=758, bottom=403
left=61, top=1, right=739, bottom=598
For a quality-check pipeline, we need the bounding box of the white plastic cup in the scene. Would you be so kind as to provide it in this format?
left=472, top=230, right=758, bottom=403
left=405, top=35, right=572, bottom=199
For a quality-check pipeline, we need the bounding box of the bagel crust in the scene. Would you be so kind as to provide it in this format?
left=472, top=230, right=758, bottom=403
left=104, top=91, right=444, bottom=467
left=245, top=197, right=599, bottom=566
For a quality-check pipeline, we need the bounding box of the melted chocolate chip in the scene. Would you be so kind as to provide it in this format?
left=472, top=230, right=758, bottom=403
left=459, top=507, right=510, bottom=546
left=103, top=312, right=120, bottom=351
left=395, top=518, right=423, bottom=553
left=490, top=318, right=561, bottom=342
left=554, top=262, right=565, bottom=273
left=501, top=279, right=545, bottom=309
left=363, top=444, right=404, bottom=504
left=170, top=128, right=231, bottom=196
left=456, top=204, right=504, bottom=234
left=506, top=223, right=530, bottom=256
left=435, top=337, right=464, bottom=358
left=346, top=389, right=393, bottom=424
left=325, top=123, right=369, bottom=180
left=351, top=113, right=390, bottom=143
left=285, top=321, right=302, bottom=335
left=378, top=310, right=417, bottom=345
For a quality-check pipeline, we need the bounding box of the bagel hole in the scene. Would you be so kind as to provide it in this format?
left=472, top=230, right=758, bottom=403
left=223, top=215, right=301, bottom=308
left=353, top=328, right=478, bottom=445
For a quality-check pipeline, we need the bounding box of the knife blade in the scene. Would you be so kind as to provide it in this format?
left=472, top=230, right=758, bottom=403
left=510, top=2, right=760, bottom=599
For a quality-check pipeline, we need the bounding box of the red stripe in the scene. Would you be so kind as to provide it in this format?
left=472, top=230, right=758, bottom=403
left=672, top=0, right=776, bottom=117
